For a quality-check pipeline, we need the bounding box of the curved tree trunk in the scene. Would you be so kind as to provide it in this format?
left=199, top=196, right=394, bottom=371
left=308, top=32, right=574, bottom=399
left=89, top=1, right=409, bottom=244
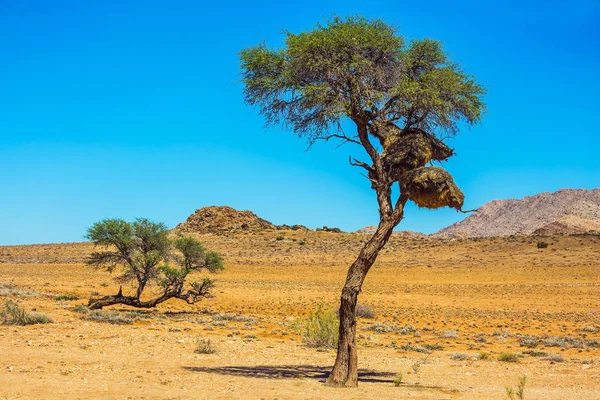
left=326, top=217, right=398, bottom=387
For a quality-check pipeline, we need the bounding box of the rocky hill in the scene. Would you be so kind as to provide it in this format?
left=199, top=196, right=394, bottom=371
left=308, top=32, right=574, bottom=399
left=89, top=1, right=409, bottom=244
left=436, top=188, right=600, bottom=237
left=175, top=206, right=275, bottom=234
left=356, top=226, right=427, bottom=238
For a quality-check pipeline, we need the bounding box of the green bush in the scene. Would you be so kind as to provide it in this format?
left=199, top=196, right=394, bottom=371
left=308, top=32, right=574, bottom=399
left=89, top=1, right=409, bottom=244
left=505, top=375, right=527, bottom=400
left=301, top=303, right=339, bottom=349
left=498, top=352, right=520, bottom=363
left=276, top=235, right=285, bottom=241
left=1, top=300, right=52, bottom=325
left=393, top=372, right=403, bottom=386
left=537, top=241, right=549, bottom=249
left=55, top=294, right=79, bottom=301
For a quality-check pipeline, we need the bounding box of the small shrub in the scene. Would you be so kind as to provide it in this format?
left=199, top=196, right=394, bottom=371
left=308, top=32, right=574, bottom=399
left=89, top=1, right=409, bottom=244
left=55, top=294, right=79, bottom=301
left=400, top=343, right=430, bottom=354
left=441, top=330, right=458, bottom=339
left=213, top=313, right=255, bottom=323
left=424, top=343, right=444, bottom=351
left=301, top=303, right=339, bottom=349
left=522, top=350, right=548, bottom=357
left=498, top=352, right=519, bottom=363
left=451, top=352, right=470, bottom=361
left=393, top=372, right=403, bottom=386
left=519, top=335, right=539, bottom=348
left=0, top=283, right=42, bottom=297
left=86, top=310, right=133, bottom=325
left=73, top=305, right=90, bottom=314
left=543, top=335, right=583, bottom=348
left=298, top=240, right=306, bottom=246
left=275, top=235, right=285, bottom=241
left=195, top=338, right=216, bottom=354
left=537, top=241, right=549, bottom=249
left=581, top=325, right=598, bottom=333
left=478, top=351, right=490, bottom=360
left=355, top=304, right=376, bottom=319
left=505, top=375, right=527, bottom=400
left=545, top=354, right=564, bottom=363
left=364, top=322, right=395, bottom=333
left=1, top=300, right=52, bottom=325
left=411, top=362, right=421, bottom=374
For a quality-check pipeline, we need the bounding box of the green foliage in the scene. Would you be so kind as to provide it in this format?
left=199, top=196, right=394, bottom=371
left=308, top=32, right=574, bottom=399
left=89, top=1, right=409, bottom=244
left=73, top=304, right=89, bottom=314
left=537, top=241, right=549, bottom=249
left=393, top=372, right=403, bottom=386
left=1, top=300, right=52, bottom=325
left=498, top=352, right=520, bottom=363
left=275, top=235, right=285, bottom=241
left=173, top=236, right=224, bottom=273
left=240, top=15, right=485, bottom=141
left=300, top=303, right=339, bottom=349
left=505, top=375, right=527, bottom=400
left=86, top=218, right=223, bottom=304
left=55, top=294, right=79, bottom=301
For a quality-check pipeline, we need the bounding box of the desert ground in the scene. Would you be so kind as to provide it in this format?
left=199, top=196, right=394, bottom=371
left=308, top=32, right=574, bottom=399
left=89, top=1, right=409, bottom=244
left=1, top=231, right=599, bottom=399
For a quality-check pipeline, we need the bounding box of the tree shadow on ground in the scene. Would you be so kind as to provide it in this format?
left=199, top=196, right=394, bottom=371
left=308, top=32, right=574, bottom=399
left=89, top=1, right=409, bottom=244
left=183, top=364, right=395, bottom=384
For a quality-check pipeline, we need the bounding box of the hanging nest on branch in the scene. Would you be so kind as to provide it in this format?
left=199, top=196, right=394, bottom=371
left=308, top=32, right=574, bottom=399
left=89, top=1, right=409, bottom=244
left=374, top=123, right=454, bottom=173
left=399, top=167, right=464, bottom=211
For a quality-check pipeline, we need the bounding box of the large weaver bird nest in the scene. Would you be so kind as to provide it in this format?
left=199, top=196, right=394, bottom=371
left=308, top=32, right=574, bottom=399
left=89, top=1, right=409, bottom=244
left=372, top=123, right=454, bottom=173
left=399, top=167, right=464, bottom=210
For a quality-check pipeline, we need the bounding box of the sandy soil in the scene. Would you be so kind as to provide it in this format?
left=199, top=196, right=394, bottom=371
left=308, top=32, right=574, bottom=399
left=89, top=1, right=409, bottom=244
left=0, top=232, right=599, bottom=399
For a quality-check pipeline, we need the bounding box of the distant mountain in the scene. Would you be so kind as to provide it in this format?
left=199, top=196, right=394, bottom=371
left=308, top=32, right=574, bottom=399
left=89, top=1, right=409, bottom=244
left=175, top=206, right=274, bottom=234
left=436, top=188, right=600, bottom=238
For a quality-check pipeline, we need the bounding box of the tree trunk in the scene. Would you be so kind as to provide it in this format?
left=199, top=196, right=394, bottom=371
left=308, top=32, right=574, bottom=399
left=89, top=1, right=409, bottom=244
left=326, top=217, right=398, bottom=387
left=88, top=289, right=179, bottom=310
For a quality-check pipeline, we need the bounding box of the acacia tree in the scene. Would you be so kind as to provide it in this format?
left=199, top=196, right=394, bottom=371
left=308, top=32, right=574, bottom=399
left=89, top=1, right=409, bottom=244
left=86, top=218, right=223, bottom=310
left=240, top=16, right=485, bottom=387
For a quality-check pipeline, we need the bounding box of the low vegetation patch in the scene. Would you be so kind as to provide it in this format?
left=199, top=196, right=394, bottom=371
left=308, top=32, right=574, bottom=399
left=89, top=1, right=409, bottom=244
left=498, top=352, right=520, bottom=363
left=545, top=354, right=565, bottom=363
left=363, top=322, right=417, bottom=334
left=393, top=372, right=403, bottom=387
left=441, top=330, right=458, bottom=338
left=355, top=304, right=376, bottom=319
left=0, top=282, right=44, bottom=297
left=55, top=294, right=79, bottom=301
left=213, top=313, right=255, bottom=323
left=195, top=338, right=216, bottom=354
left=84, top=310, right=134, bottom=325
left=1, top=300, right=52, bottom=325
left=505, top=375, right=527, bottom=400
left=451, top=352, right=470, bottom=361
left=518, top=334, right=539, bottom=348
left=522, top=350, right=548, bottom=357
left=299, top=303, right=339, bottom=349
left=400, top=343, right=431, bottom=354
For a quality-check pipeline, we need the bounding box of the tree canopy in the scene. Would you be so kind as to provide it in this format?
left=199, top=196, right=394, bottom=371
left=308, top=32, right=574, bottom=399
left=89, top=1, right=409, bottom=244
left=240, top=16, right=485, bottom=145
left=86, top=218, right=223, bottom=309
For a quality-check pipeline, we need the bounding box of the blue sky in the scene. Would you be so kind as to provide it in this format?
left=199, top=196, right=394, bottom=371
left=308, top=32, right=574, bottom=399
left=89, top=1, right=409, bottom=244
left=1, top=0, right=598, bottom=245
